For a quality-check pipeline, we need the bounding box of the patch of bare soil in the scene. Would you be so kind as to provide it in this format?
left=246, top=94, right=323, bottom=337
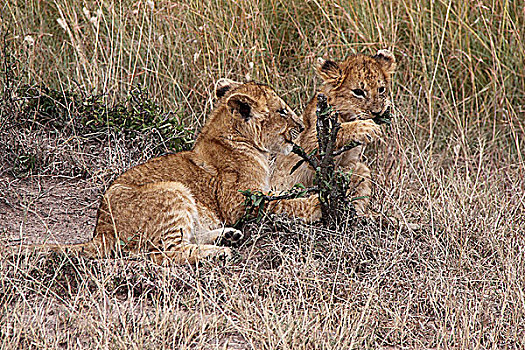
left=0, top=172, right=100, bottom=245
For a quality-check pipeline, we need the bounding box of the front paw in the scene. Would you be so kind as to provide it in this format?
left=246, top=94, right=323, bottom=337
left=342, top=119, right=382, bottom=145
left=216, top=227, right=244, bottom=247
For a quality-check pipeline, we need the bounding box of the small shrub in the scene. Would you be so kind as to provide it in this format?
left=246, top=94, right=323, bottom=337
left=236, top=183, right=313, bottom=228
left=236, top=95, right=360, bottom=230
left=0, top=45, right=195, bottom=177
left=16, top=84, right=194, bottom=154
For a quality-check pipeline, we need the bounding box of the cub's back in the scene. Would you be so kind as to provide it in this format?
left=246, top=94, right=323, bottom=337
left=112, top=152, right=195, bottom=186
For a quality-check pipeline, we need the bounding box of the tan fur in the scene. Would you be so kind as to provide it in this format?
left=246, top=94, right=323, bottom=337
left=270, top=50, right=396, bottom=215
left=20, top=82, right=321, bottom=264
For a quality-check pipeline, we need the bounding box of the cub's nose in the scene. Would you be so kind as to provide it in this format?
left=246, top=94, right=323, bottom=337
left=372, top=106, right=391, bottom=118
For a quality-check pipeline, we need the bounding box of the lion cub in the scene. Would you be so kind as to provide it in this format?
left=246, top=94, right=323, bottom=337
left=21, top=81, right=321, bottom=264
left=271, top=50, right=396, bottom=215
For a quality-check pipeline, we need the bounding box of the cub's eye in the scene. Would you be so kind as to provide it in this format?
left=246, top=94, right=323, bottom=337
left=378, top=87, right=386, bottom=94
left=277, top=108, right=288, bottom=117
left=352, top=89, right=366, bottom=98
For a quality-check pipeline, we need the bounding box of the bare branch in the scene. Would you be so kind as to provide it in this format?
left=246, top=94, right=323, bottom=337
left=291, top=143, right=319, bottom=169
left=333, top=141, right=362, bottom=157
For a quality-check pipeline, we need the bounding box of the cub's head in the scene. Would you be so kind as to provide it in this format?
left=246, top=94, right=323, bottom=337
left=214, top=79, right=304, bottom=155
left=316, top=49, right=396, bottom=122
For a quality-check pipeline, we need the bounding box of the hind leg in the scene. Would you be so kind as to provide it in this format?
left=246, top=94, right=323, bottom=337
left=97, top=181, right=231, bottom=264
left=148, top=242, right=232, bottom=265
left=146, top=220, right=234, bottom=265
left=146, top=212, right=233, bottom=265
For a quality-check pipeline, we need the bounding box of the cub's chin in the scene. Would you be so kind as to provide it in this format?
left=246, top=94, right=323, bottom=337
left=269, top=139, right=293, bottom=156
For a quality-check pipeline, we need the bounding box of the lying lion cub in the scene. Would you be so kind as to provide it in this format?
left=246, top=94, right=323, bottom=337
left=17, top=81, right=321, bottom=264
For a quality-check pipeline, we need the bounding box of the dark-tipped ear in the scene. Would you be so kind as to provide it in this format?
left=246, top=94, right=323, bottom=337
left=226, top=93, right=258, bottom=121
left=373, top=49, right=396, bottom=75
left=316, top=57, right=343, bottom=87
left=215, top=78, right=243, bottom=99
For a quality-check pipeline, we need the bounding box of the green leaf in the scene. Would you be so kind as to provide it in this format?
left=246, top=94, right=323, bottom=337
left=350, top=195, right=369, bottom=201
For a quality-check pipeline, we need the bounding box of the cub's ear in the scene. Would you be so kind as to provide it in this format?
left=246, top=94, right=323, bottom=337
left=373, top=49, right=396, bottom=75
left=226, top=93, right=258, bottom=121
left=215, top=78, right=243, bottom=99
left=316, top=57, right=343, bottom=87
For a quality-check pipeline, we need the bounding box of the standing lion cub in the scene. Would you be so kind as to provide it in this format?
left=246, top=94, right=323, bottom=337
left=18, top=81, right=321, bottom=264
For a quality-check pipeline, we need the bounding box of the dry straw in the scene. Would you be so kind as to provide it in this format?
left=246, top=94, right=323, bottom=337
left=1, top=0, right=524, bottom=348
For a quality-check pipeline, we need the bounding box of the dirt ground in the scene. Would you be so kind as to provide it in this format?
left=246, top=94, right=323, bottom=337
left=0, top=172, right=100, bottom=246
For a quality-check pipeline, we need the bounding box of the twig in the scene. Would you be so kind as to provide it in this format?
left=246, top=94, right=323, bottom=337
left=291, top=143, right=319, bottom=170
left=333, top=141, right=362, bottom=157
left=261, top=187, right=318, bottom=202
left=313, top=93, right=357, bottom=227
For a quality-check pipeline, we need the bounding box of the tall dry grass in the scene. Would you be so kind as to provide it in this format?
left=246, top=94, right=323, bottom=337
left=1, top=0, right=524, bottom=348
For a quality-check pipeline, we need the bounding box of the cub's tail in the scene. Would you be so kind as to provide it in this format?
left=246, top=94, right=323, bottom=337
left=5, top=235, right=115, bottom=259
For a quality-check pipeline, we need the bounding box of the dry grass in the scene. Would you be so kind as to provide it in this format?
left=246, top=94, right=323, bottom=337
left=1, top=0, right=524, bottom=348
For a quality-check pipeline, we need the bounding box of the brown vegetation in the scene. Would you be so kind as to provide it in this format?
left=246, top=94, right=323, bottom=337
left=1, top=0, right=524, bottom=348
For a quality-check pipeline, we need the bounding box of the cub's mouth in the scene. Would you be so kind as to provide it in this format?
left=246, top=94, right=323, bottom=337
left=372, top=106, right=392, bottom=125
left=285, top=122, right=304, bottom=143
left=340, top=106, right=392, bottom=124
left=282, top=142, right=293, bottom=155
